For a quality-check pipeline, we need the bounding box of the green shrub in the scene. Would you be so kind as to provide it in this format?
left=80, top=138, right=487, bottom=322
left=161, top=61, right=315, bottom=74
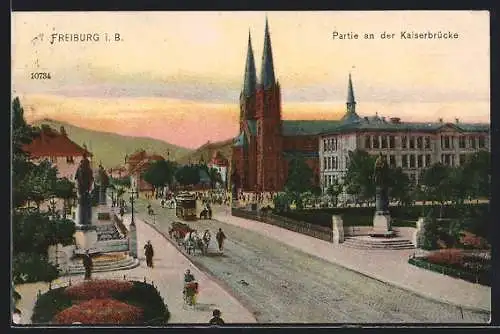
left=32, top=287, right=72, bottom=323
left=112, top=281, right=169, bottom=325
left=12, top=253, right=59, bottom=284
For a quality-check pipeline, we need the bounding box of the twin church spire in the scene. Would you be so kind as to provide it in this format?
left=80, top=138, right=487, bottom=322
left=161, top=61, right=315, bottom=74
left=242, top=18, right=358, bottom=120
left=242, top=17, right=276, bottom=97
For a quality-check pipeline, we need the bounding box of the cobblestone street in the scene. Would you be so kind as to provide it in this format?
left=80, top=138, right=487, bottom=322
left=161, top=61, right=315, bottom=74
left=136, top=199, right=490, bottom=323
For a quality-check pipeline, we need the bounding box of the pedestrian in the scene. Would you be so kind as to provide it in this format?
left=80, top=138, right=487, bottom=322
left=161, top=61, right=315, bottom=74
left=119, top=206, right=125, bottom=217
left=209, top=309, right=225, bottom=325
left=82, top=249, right=93, bottom=280
left=216, top=228, right=226, bottom=252
left=144, top=240, right=154, bottom=268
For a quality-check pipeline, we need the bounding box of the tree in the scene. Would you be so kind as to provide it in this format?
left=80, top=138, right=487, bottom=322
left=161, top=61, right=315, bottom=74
left=23, top=159, right=59, bottom=209
left=420, top=163, right=452, bottom=217
left=284, top=156, right=314, bottom=209
left=142, top=160, right=176, bottom=195
left=326, top=177, right=343, bottom=207
left=53, top=177, right=76, bottom=218
left=463, top=150, right=490, bottom=201
left=387, top=167, right=412, bottom=206
left=175, top=165, right=200, bottom=187
left=344, top=149, right=376, bottom=205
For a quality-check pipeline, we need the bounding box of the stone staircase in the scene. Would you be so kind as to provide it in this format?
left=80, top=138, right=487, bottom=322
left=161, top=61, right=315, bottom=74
left=65, top=253, right=139, bottom=276
left=342, top=236, right=415, bottom=250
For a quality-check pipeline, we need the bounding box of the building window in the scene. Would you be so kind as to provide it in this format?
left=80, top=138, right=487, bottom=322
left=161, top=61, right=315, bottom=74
left=459, top=136, right=466, bottom=149
left=444, top=136, right=451, bottom=149
left=389, top=136, right=395, bottom=149
left=373, top=135, right=380, bottom=149
left=469, top=136, right=476, bottom=149
left=409, top=137, right=415, bottom=149
left=335, top=138, right=339, bottom=151
left=416, top=137, right=423, bottom=150
left=402, top=136, right=407, bottom=149
left=323, top=157, right=327, bottom=170
left=424, top=136, right=431, bottom=149
left=381, top=136, right=388, bottom=149
left=328, top=175, right=332, bottom=186
left=425, top=154, right=431, bottom=167
left=402, top=154, right=408, bottom=168
left=389, top=155, right=396, bottom=168
left=409, top=155, right=416, bottom=168
left=328, top=157, right=332, bottom=170
left=365, top=136, right=371, bottom=149
left=66, top=156, right=74, bottom=164
left=417, top=155, right=423, bottom=168
left=478, top=136, right=485, bottom=148
left=459, top=154, right=466, bottom=165
left=323, top=139, right=327, bottom=151
left=50, top=156, right=57, bottom=163
left=334, top=156, right=339, bottom=170
left=324, top=175, right=327, bottom=185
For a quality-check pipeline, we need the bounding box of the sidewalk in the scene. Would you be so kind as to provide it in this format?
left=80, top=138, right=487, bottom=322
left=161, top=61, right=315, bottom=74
left=16, top=213, right=256, bottom=325
left=214, top=208, right=491, bottom=313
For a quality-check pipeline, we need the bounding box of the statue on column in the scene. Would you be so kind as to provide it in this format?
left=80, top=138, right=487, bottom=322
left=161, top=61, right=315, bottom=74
left=75, top=154, right=94, bottom=225
left=373, top=152, right=390, bottom=214
left=96, top=163, right=110, bottom=205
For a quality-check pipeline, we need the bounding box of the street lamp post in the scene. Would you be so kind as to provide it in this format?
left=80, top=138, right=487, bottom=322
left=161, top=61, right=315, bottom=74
left=129, top=188, right=138, bottom=227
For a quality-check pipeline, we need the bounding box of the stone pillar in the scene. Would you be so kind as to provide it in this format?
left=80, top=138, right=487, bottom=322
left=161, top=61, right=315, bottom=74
left=332, top=215, right=344, bottom=244
left=412, top=217, right=426, bottom=248
left=128, top=223, right=138, bottom=259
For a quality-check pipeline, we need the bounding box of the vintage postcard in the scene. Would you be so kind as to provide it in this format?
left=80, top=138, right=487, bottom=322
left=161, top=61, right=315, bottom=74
left=11, top=11, right=490, bottom=325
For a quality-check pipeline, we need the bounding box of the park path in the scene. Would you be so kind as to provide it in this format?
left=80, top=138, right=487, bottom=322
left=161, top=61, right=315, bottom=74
left=14, top=213, right=256, bottom=325
left=213, top=206, right=491, bottom=313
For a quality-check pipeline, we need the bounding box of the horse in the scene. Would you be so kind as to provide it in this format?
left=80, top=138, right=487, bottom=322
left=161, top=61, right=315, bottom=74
left=165, top=199, right=176, bottom=209
left=184, top=231, right=196, bottom=255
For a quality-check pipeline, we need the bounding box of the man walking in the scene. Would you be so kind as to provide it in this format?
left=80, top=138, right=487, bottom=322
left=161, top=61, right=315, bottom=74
left=209, top=309, right=225, bottom=325
left=82, top=249, right=93, bottom=280
left=144, top=240, right=154, bottom=268
left=216, top=228, right=226, bottom=253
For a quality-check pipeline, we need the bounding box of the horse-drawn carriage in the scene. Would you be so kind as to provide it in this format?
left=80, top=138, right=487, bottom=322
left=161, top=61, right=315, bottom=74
left=169, top=221, right=211, bottom=256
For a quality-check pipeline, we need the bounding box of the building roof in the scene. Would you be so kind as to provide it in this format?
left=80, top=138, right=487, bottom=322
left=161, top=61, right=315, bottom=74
left=23, top=125, right=92, bottom=158
left=320, top=117, right=490, bottom=135
left=281, top=120, right=342, bottom=136
left=260, top=17, right=276, bottom=90
left=210, top=151, right=229, bottom=166
left=233, top=132, right=247, bottom=147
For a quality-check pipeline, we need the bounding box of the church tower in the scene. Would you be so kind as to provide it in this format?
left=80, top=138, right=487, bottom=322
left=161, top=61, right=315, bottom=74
left=239, top=31, right=257, bottom=130
left=256, top=17, right=283, bottom=191
left=341, top=72, right=361, bottom=123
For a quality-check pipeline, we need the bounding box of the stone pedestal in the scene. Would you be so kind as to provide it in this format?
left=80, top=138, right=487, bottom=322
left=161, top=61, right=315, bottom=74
left=128, top=223, right=138, bottom=259
left=372, top=212, right=394, bottom=237
left=412, top=217, right=426, bottom=248
left=74, top=226, right=98, bottom=250
left=332, top=215, right=344, bottom=244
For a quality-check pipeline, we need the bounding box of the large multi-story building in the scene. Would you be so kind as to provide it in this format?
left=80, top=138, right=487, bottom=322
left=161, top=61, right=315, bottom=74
left=319, top=75, right=490, bottom=192
left=23, top=124, right=93, bottom=180
left=231, top=19, right=490, bottom=194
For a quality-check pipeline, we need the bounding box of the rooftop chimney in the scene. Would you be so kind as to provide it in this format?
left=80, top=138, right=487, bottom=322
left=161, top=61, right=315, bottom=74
left=438, top=118, right=443, bottom=123
left=60, top=126, right=67, bottom=136
left=455, top=118, right=459, bottom=123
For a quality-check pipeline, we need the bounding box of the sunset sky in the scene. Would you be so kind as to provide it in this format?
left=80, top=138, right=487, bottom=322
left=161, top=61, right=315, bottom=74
left=12, top=11, right=490, bottom=148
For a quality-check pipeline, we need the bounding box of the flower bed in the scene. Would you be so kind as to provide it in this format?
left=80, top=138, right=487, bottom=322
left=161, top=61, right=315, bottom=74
left=32, top=280, right=169, bottom=325
left=65, top=280, right=133, bottom=300
left=53, top=298, right=143, bottom=325
left=409, top=249, right=490, bottom=286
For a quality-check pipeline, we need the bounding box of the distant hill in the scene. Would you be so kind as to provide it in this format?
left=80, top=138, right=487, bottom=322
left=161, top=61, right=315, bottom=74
left=31, top=119, right=192, bottom=168
left=177, top=138, right=234, bottom=165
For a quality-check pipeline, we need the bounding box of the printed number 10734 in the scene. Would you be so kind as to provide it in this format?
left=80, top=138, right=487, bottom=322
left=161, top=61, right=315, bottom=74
left=31, top=72, right=52, bottom=80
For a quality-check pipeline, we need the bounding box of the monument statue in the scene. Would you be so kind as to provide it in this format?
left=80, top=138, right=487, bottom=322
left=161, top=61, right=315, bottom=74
left=373, top=153, right=390, bottom=214
left=75, top=154, right=94, bottom=225
left=96, top=163, right=110, bottom=205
